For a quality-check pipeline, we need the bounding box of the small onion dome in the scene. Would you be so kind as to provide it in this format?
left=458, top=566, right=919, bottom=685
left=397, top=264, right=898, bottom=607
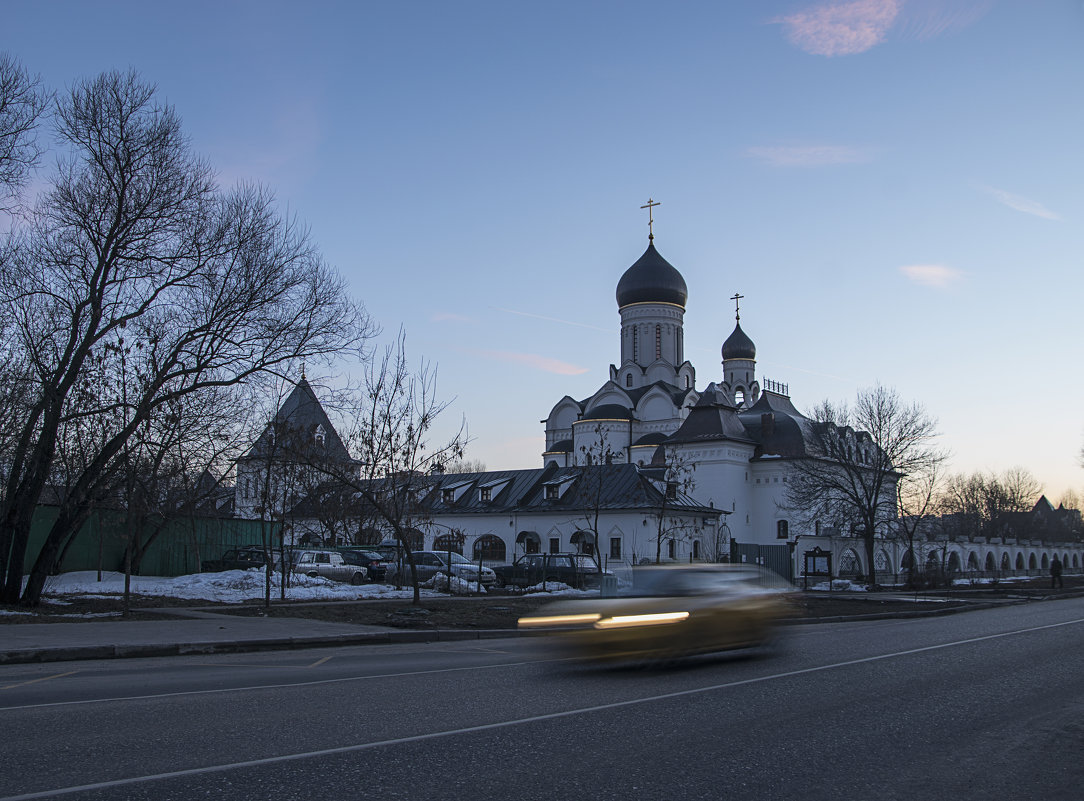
left=616, top=240, right=688, bottom=309
left=722, top=321, right=756, bottom=361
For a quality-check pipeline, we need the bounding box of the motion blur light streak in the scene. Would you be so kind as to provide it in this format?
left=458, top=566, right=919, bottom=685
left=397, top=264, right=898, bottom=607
left=517, top=613, right=602, bottom=628
left=594, top=612, right=690, bottom=629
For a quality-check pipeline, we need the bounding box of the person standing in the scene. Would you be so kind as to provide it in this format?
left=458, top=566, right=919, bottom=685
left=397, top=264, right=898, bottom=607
left=1050, top=555, right=1064, bottom=589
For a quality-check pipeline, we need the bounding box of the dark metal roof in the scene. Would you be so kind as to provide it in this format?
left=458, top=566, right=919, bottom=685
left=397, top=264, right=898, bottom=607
left=580, top=404, right=635, bottom=421
left=739, top=391, right=810, bottom=458
left=244, top=378, right=352, bottom=464
left=722, top=321, right=756, bottom=361
left=664, top=383, right=754, bottom=446
left=616, top=240, right=688, bottom=309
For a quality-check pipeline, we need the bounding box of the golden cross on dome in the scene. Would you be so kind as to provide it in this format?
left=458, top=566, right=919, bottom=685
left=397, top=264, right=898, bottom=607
left=730, top=292, right=744, bottom=321
left=640, top=198, right=660, bottom=239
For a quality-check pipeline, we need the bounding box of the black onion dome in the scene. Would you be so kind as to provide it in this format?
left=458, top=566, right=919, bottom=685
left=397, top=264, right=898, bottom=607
left=616, top=240, right=688, bottom=308
left=722, top=321, right=756, bottom=361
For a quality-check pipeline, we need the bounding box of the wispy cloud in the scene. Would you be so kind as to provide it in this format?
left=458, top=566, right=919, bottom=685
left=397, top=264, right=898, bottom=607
left=979, top=185, right=1062, bottom=221
left=493, top=307, right=614, bottom=333
left=900, top=264, right=963, bottom=288
left=773, top=0, right=900, bottom=57
left=432, top=312, right=475, bottom=324
left=746, top=145, right=873, bottom=167
left=475, top=350, right=589, bottom=376
left=896, top=0, right=992, bottom=41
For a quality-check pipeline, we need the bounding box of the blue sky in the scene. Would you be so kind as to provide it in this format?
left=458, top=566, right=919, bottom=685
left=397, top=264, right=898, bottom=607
left=6, top=0, right=1084, bottom=500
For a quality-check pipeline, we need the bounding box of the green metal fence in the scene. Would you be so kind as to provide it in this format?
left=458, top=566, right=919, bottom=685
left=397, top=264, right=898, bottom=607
left=25, top=506, right=273, bottom=577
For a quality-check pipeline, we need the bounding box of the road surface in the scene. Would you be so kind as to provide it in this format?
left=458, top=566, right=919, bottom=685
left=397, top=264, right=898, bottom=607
left=2, top=598, right=1082, bottom=800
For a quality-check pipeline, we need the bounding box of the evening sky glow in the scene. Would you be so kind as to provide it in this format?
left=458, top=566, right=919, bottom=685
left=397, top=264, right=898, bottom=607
left=5, top=0, right=1083, bottom=500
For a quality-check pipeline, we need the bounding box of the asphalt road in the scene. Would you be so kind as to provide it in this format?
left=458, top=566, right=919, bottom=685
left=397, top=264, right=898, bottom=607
left=2, top=599, right=1083, bottom=801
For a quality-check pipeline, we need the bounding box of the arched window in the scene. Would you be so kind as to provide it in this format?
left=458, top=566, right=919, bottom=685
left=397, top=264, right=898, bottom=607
left=626, top=373, right=632, bottom=387
left=692, top=540, right=701, bottom=559
left=473, top=534, right=506, bottom=563
left=838, top=550, right=860, bottom=577
left=666, top=538, right=675, bottom=559
left=776, top=520, right=789, bottom=539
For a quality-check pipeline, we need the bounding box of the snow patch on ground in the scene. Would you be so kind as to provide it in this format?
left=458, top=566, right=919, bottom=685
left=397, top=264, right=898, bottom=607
left=39, top=570, right=439, bottom=603
left=808, top=579, right=869, bottom=592
left=33, top=569, right=597, bottom=604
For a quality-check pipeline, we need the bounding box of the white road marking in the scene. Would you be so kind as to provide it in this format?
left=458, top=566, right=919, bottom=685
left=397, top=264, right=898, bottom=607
left=3, top=616, right=1082, bottom=801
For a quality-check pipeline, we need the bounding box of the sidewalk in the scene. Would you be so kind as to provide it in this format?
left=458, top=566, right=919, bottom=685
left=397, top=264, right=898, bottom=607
left=0, top=609, right=519, bottom=665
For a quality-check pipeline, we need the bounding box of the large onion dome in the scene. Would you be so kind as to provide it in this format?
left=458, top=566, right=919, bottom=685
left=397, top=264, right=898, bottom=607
left=616, top=240, right=688, bottom=309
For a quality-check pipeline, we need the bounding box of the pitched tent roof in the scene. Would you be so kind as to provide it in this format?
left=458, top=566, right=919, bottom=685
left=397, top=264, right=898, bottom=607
left=244, top=378, right=352, bottom=464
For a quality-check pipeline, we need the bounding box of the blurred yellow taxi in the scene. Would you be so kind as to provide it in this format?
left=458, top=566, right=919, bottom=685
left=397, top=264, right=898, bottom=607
left=518, top=563, right=793, bottom=663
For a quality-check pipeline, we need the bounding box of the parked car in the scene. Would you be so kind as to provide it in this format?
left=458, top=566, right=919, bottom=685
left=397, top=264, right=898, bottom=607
left=200, top=547, right=270, bottom=572
left=492, top=552, right=612, bottom=589
left=518, top=564, right=793, bottom=663
left=337, top=549, right=388, bottom=582
left=389, top=550, right=497, bottom=587
left=287, top=549, right=369, bottom=585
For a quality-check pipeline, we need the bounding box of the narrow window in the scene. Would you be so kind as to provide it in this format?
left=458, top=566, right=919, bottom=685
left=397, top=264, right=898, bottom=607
left=626, top=373, right=632, bottom=387
left=632, top=327, right=638, bottom=361
left=692, top=540, right=701, bottom=559
left=610, top=538, right=622, bottom=559
left=655, top=325, right=662, bottom=359
left=777, top=520, right=789, bottom=539
left=666, top=482, right=677, bottom=500
left=667, top=539, right=675, bottom=559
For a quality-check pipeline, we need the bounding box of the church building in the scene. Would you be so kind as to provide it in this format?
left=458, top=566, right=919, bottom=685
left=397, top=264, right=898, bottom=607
left=541, top=224, right=812, bottom=555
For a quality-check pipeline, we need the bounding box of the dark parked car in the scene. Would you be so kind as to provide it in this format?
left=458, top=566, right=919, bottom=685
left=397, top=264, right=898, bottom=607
left=338, top=549, right=388, bottom=582
left=388, top=550, right=497, bottom=587
left=285, top=549, right=369, bottom=585
left=200, top=547, right=269, bottom=572
left=493, top=552, right=611, bottom=589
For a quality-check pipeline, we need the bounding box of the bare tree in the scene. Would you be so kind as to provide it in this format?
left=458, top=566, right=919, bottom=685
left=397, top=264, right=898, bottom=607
left=1058, top=489, right=1080, bottom=512
left=939, top=467, right=1042, bottom=540
left=785, top=385, right=942, bottom=588
left=443, top=458, right=487, bottom=474
left=645, top=445, right=699, bottom=564
left=0, top=53, right=48, bottom=212
left=893, top=457, right=947, bottom=587
left=324, top=332, right=466, bottom=604
left=575, top=422, right=623, bottom=570
left=0, top=70, right=372, bottom=605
